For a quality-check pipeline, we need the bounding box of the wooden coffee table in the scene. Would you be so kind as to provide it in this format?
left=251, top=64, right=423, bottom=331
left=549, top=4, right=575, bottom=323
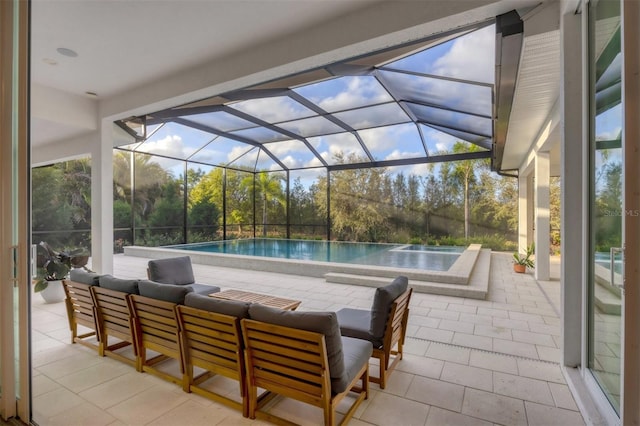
left=209, top=289, right=301, bottom=311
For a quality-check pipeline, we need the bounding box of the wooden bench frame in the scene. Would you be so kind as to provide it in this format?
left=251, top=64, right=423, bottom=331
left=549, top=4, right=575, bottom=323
left=62, top=280, right=99, bottom=351
left=91, top=286, right=137, bottom=366
left=242, top=319, right=369, bottom=426
left=176, top=305, right=257, bottom=416
left=373, top=288, right=412, bottom=389
left=128, top=295, right=183, bottom=385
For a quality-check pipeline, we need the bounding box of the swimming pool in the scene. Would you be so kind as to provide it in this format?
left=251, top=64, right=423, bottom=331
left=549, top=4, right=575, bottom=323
left=594, top=251, right=623, bottom=274
left=124, top=241, right=485, bottom=295
left=167, top=239, right=464, bottom=271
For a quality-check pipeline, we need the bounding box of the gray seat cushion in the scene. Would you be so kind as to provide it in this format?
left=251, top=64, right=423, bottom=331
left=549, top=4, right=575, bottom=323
left=147, top=256, right=195, bottom=285
left=98, top=275, right=139, bottom=294
left=335, top=308, right=380, bottom=347
left=248, top=304, right=347, bottom=393
left=69, top=268, right=100, bottom=285
left=184, top=293, right=250, bottom=318
left=338, top=336, right=373, bottom=393
left=138, top=279, right=192, bottom=304
left=186, top=283, right=221, bottom=296
left=369, top=276, right=408, bottom=341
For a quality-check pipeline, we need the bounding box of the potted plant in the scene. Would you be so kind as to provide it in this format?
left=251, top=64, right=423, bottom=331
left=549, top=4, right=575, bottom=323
left=513, top=243, right=535, bottom=273
left=34, top=241, right=89, bottom=303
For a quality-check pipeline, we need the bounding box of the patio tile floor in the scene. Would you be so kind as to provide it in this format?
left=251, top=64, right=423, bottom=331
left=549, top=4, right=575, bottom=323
left=31, top=252, right=585, bottom=425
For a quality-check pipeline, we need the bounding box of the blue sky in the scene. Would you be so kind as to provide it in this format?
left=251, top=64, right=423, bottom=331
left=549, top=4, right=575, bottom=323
left=135, top=24, right=496, bottom=184
left=594, top=103, right=622, bottom=194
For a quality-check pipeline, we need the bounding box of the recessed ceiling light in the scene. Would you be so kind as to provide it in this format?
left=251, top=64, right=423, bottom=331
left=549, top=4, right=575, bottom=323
left=57, top=47, right=78, bottom=58
left=42, top=58, right=58, bottom=65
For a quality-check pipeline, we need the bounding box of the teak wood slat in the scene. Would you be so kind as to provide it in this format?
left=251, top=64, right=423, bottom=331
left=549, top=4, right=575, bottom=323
left=210, top=289, right=301, bottom=311
left=176, top=305, right=261, bottom=416
left=62, top=280, right=99, bottom=351
left=129, top=295, right=183, bottom=385
left=242, top=319, right=369, bottom=426
left=372, top=288, right=412, bottom=389
left=91, top=286, right=137, bottom=365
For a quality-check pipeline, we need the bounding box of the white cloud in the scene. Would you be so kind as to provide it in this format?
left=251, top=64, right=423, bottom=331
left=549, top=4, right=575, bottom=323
left=231, top=97, right=312, bottom=123
left=387, top=26, right=496, bottom=121
left=596, top=127, right=621, bottom=141
left=191, top=150, right=217, bottom=164
left=308, top=133, right=365, bottom=163
left=280, top=155, right=302, bottom=169
left=358, top=127, right=390, bottom=151
left=227, top=145, right=253, bottom=163
left=359, top=124, right=415, bottom=151
left=318, top=76, right=392, bottom=112
left=336, top=103, right=409, bottom=130
left=329, top=143, right=346, bottom=157
left=385, top=163, right=430, bottom=177
left=384, top=149, right=423, bottom=161
left=432, top=25, right=495, bottom=83
left=141, top=134, right=183, bottom=155
left=423, top=127, right=457, bottom=153
left=305, top=156, right=325, bottom=168
left=266, top=140, right=309, bottom=156
left=137, top=134, right=192, bottom=173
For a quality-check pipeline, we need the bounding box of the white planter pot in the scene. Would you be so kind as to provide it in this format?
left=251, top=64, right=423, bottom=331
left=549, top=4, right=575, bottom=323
left=40, top=280, right=65, bottom=304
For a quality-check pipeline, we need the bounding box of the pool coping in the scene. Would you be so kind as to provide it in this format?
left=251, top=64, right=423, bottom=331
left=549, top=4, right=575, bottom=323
left=123, top=243, right=481, bottom=285
left=324, top=247, right=490, bottom=299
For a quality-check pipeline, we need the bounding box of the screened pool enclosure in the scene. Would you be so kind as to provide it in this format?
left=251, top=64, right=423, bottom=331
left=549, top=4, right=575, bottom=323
left=112, top=17, right=521, bottom=249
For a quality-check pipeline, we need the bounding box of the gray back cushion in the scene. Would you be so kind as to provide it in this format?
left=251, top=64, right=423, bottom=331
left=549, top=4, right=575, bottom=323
left=248, top=304, right=345, bottom=386
left=138, top=279, right=192, bottom=304
left=369, top=276, right=409, bottom=340
left=99, top=275, right=139, bottom=294
left=184, top=293, right=250, bottom=318
left=147, top=256, right=195, bottom=285
left=69, top=268, right=100, bottom=285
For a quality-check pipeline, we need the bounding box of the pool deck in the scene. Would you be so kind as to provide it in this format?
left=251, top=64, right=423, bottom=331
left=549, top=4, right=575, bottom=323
left=124, top=243, right=489, bottom=298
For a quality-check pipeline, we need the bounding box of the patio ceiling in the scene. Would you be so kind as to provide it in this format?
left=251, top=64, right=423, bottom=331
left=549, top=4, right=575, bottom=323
left=117, top=21, right=505, bottom=173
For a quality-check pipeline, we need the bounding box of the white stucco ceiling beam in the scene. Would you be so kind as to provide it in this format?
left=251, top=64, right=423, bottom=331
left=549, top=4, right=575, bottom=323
left=500, top=0, right=561, bottom=171
left=32, top=84, right=97, bottom=130
left=31, top=84, right=98, bottom=146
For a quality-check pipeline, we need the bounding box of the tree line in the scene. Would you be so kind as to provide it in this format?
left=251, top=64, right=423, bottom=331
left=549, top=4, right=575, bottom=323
left=32, top=143, right=580, bottom=252
left=32, top=143, right=570, bottom=254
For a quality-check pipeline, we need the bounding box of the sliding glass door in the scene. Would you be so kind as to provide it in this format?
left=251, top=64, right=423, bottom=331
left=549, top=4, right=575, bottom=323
left=588, top=0, right=623, bottom=416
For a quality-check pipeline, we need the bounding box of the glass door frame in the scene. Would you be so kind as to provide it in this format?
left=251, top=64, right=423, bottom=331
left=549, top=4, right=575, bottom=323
left=583, top=0, right=640, bottom=424
left=586, top=0, right=623, bottom=416
left=0, top=0, right=30, bottom=421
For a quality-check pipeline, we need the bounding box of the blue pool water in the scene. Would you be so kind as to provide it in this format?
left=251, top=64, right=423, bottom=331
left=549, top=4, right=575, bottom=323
left=595, top=252, right=623, bottom=274
left=169, top=239, right=464, bottom=271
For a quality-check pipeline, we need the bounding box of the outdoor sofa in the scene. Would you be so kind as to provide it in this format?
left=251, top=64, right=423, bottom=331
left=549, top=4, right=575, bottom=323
left=60, top=259, right=380, bottom=425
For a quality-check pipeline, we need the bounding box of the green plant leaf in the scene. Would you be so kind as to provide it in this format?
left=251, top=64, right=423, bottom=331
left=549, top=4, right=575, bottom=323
left=33, top=279, right=48, bottom=293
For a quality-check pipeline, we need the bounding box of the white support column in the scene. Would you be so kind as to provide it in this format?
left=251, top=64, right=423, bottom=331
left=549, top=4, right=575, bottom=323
left=560, top=6, right=584, bottom=369
left=527, top=174, right=535, bottom=245
left=535, top=152, right=551, bottom=280
left=91, top=122, right=114, bottom=274
left=518, top=172, right=529, bottom=252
